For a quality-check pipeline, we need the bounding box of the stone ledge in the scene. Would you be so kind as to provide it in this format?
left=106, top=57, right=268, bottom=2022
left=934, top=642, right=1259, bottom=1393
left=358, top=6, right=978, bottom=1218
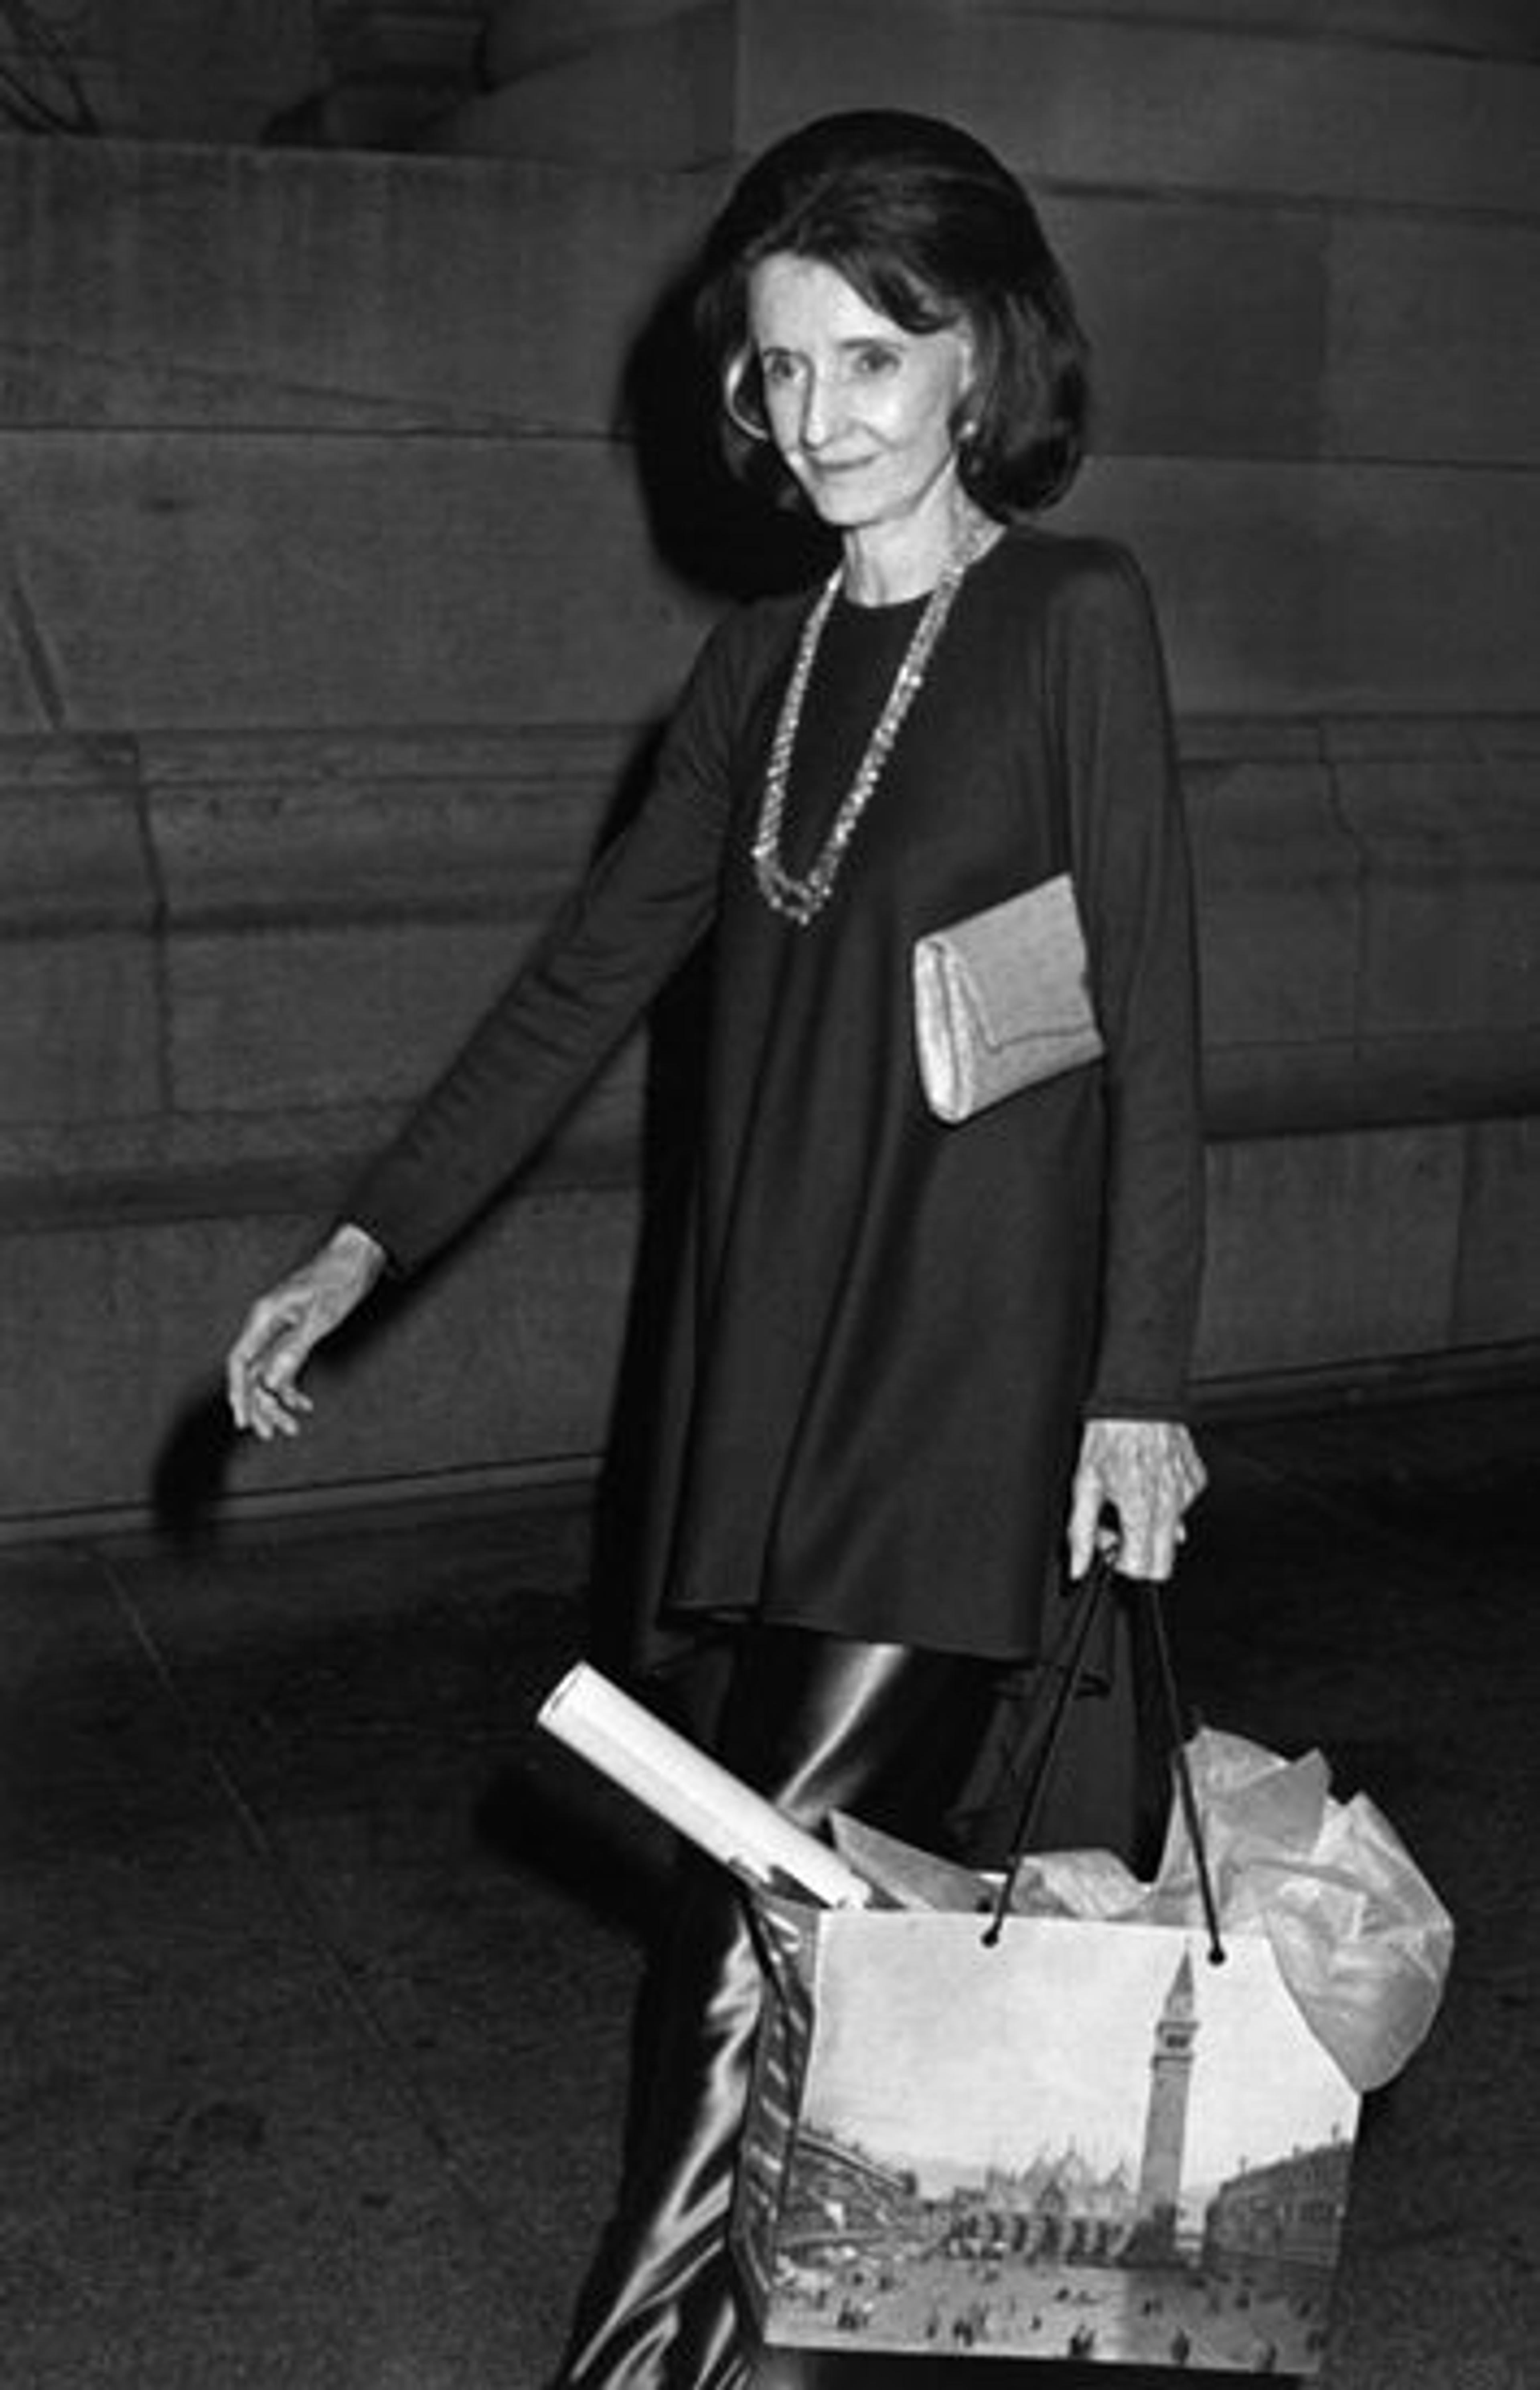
left=0, top=1073, right=641, bottom=1233
left=141, top=722, right=637, bottom=928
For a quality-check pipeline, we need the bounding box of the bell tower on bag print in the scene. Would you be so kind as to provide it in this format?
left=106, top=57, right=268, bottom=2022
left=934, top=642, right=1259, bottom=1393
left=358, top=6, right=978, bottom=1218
left=1127, top=1946, right=1199, bottom=2264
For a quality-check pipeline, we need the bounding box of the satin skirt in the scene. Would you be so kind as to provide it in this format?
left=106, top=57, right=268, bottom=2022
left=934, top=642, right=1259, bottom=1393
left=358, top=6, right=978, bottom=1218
left=549, top=1627, right=1004, bottom=2390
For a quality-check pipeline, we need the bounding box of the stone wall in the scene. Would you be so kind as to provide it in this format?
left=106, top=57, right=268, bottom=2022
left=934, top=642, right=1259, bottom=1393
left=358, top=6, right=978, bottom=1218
left=2, top=0, right=1537, bottom=1532
left=0, top=1, right=483, bottom=144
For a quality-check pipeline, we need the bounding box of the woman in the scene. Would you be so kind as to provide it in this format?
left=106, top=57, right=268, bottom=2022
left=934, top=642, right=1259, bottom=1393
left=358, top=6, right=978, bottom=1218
left=227, top=112, right=1206, bottom=2388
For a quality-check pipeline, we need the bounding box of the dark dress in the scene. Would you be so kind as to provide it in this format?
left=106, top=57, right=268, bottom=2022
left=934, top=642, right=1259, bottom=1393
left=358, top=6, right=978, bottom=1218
left=347, top=527, right=1203, bottom=1678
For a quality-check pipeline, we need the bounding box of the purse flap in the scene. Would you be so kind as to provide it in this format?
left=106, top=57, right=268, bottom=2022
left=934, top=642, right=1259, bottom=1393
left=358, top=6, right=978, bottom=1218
left=941, top=871, right=1100, bottom=1054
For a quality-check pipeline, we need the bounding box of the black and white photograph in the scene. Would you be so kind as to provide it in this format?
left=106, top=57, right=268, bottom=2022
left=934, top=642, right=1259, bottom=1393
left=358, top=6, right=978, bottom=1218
left=1, top=5, right=1534, bottom=2388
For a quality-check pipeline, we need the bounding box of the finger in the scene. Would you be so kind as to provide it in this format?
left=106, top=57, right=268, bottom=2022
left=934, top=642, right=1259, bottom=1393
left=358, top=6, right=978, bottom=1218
left=227, top=1297, right=302, bottom=1423
left=1143, top=1484, right=1188, bottom=1580
left=261, top=1369, right=311, bottom=1416
left=235, top=1332, right=316, bottom=1439
left=1066, top=1470, right=1102, bottom=1579
left=230, top=1346, right=287, bottom=1434
left=249, top=1382, right=303, bottom=1441
left=1138, top=1528, right=1177, bottom=1582
left=256, top=1321, right=322, bottom=1410
left=1114, top=1487, right=1171, bottom=1583
left=226, top=1315, right=273, bottom=1428
left=231, top=1349, right=282, bottom=1434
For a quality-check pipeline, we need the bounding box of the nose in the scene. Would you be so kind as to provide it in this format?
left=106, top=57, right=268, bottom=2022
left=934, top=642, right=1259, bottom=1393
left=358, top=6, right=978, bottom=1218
left=796, top=368, right=845, bottom=453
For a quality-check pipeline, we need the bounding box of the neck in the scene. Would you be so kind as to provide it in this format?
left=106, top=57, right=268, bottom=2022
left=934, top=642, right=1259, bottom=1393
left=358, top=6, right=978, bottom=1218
left=840, top=480, right=993, bottom=606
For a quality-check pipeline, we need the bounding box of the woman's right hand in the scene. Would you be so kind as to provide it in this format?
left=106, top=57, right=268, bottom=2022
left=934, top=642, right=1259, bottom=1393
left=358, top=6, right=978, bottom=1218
left=225, top=1222, right=387, bottom=1441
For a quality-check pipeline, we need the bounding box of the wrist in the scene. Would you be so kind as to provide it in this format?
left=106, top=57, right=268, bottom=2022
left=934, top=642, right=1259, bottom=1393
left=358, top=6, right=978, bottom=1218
left=328, top=1220, right=388, bottom=1286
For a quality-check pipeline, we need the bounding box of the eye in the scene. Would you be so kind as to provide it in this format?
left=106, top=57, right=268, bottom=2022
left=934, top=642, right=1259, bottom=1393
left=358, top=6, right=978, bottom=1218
left=759, top=351, right=803, bottom=389
left=851, top=344, right=902, bottom=378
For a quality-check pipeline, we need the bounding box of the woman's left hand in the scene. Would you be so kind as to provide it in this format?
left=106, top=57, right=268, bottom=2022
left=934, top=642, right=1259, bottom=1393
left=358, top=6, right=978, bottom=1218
left=1067, top=1417, right=1207, bottom=1582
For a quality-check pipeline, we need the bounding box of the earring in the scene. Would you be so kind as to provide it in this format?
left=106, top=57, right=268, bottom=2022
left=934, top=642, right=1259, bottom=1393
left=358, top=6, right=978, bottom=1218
left=724, top=357, right=772, bottom=444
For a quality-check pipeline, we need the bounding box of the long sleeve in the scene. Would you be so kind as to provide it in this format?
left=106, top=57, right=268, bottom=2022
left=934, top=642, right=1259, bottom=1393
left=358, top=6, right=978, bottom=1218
left=1048, top=543, right=1205, bottom=1419
left=345, top=610, right=762, bottom=1274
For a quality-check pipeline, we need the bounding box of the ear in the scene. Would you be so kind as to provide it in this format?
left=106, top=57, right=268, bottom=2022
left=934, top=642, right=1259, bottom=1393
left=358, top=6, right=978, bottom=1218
left=950, top=315, right=982, bottom=421
left=724, top=349, right=772, bottom=442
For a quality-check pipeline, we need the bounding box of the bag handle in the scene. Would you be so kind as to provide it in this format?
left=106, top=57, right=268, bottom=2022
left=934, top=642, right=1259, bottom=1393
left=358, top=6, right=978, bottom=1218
left=983, top=1556, right=1225, bottom=1964
left=1145, top=1576, right=1226, bottom=1966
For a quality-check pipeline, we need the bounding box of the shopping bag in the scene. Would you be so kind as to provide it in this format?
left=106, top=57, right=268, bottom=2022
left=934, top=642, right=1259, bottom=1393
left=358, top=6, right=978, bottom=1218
left=729, top=1570, right=1438, bottom=2376
left=733, top=1889, right=1357, bottom=2373
left=537, top=1570, right=1451, bottom=2376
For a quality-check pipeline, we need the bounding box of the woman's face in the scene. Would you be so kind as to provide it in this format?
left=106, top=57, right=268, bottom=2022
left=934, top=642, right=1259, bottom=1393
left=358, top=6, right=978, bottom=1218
left=745, top=253, right=975, bottom=541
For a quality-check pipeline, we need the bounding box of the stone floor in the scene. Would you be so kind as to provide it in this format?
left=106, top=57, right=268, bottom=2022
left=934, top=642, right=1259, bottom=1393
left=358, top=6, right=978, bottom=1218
left=2, top=1387, right=1536, bottom=2389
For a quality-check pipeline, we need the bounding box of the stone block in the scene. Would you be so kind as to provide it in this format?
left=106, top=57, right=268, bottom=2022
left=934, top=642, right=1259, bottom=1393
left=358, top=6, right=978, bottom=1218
left=0, top=741, right=162, bottom=1129
left=1333, top=737, right=1540, bottom=1046
left=0, top=630, right=47, bottom=733
left=1053, top=197, right=1329, bottom=464
left=1195, top=1124, right=1467, bottom=1383
left=1182, top=732, right=1362, bottom=1132
left=162, top=903, right=644, bottom=1169
left=142, top=721, right=646, bottom=1150
left=0, top=434, right=711, bottom=737
left=1060, top=459, right=1540, bottom=714
left=1453, top=1116, right=1540, bottom=1347
left=0, top=1185, right=639, bottom=1527
left=0, top=738, right=152, bottom=931
left=166, top=917, right=528, bottom=1116
left=740, top=5, right=1540, bottom=214
left=1072, top=202, right=1539, bottom=472
left=1178, top=720, right=1540, bottom=1133
left=424, top=4, right=732, bottom=165
left=0, top=139, right=701, bottom=435
left=0, top=940, right=162, bottom=1133
left=484, top=0, right=698, bottom=80
left=1328, top=217, right=1540, bottom=468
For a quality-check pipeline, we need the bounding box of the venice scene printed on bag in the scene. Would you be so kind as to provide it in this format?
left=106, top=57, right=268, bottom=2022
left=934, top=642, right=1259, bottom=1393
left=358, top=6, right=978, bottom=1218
left=736, top=1910, right=1360, bottom=2374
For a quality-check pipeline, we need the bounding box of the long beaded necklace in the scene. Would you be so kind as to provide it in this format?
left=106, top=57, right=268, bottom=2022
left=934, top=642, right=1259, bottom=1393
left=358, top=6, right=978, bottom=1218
left=751, top=516, right=1000, bottom=927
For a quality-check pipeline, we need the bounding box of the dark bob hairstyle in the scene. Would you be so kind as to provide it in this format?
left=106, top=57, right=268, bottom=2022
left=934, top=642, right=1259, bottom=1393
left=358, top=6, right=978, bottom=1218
left=693, top=111, right=1090, bottom=519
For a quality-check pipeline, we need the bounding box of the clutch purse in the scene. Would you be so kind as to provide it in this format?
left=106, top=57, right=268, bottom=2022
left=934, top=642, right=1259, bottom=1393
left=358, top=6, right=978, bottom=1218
left=912, top=871, right=1104, bottom=1123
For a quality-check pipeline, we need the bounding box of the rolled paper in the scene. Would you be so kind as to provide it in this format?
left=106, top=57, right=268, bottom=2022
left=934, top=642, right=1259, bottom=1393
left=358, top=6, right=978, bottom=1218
left=537, top=1662, right=872, bottom=1910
